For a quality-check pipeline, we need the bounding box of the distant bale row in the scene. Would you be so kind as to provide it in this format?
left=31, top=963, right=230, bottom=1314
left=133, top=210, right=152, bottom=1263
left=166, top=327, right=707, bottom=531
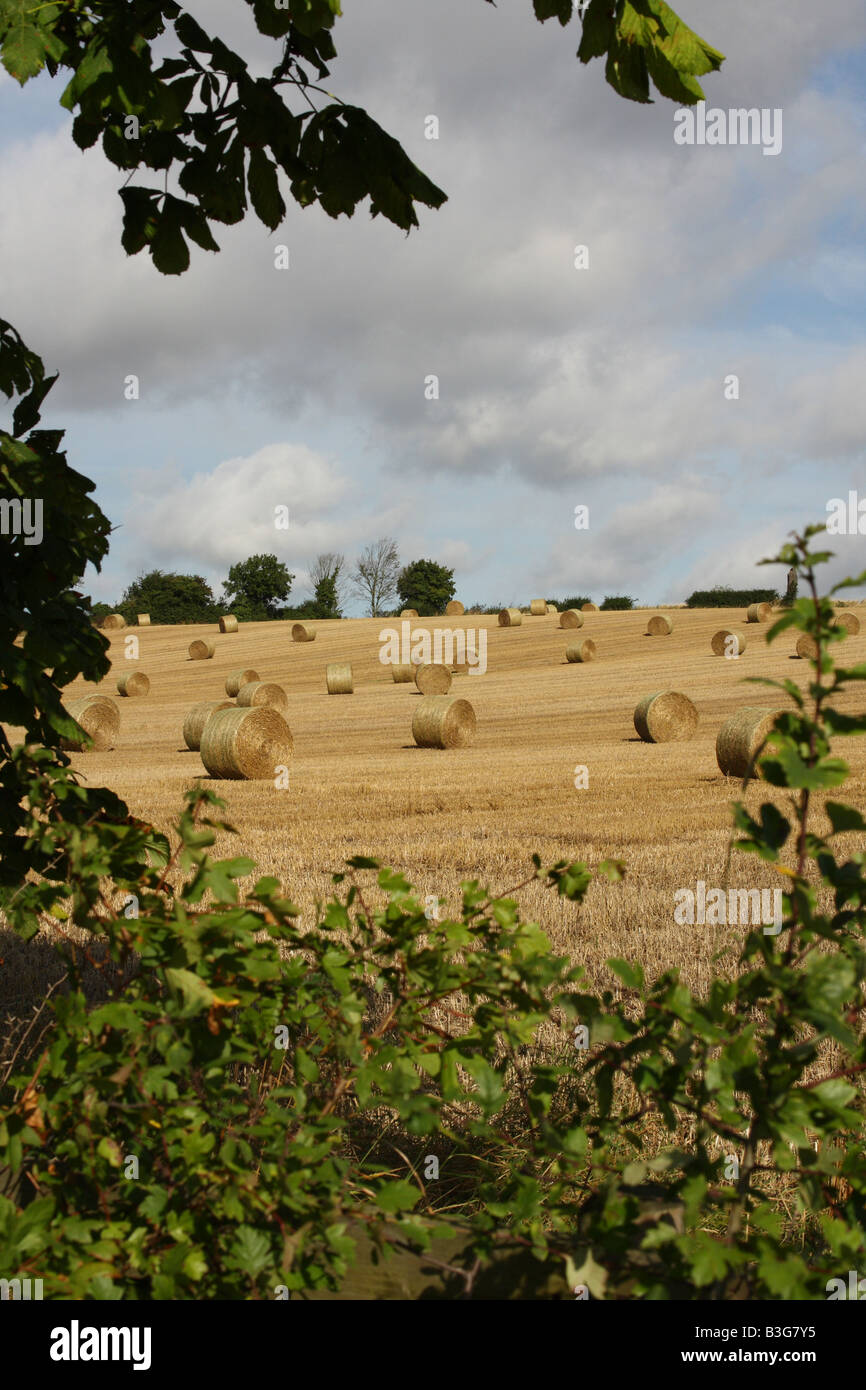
left=200, top=706, right=293, bottom=780
left=498, top=608, right=522, bottom=627
left=61, top=695, right=119, bottom=751
left=116, top=670, right=149, bottom=697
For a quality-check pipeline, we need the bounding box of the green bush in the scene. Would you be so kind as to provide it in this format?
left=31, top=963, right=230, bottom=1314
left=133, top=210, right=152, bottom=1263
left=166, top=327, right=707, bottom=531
left=686, top=586, right=778, bottom=608
left=600, top=595, right=635, bottom=610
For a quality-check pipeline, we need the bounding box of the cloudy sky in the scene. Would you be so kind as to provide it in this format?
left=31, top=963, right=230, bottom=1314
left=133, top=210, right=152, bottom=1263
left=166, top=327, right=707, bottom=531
left=2, top=0, right=865, bottom=612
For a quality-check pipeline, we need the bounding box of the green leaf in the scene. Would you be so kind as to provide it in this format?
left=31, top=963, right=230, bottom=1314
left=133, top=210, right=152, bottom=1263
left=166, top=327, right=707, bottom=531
left=229, top=1226, right=270, bottom=1277
left=607, top=958, right=644, bottom=990
left=247, top=147, right=286, bottom=230
left=374, top=1179, right=419, bottom=1214
left=150, top=203, right=190, bottom=276
left=163, top=967, right=217, bottom=1012
left=825, top=802, right=866, bottom=835
left=533, top=0, right=573, bottom=22
left=578, top=0, right=615, bottom=62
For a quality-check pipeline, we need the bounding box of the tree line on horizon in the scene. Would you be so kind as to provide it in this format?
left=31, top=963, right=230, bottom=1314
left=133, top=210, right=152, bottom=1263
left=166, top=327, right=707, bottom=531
left=87, top=539, right=790, bottom=626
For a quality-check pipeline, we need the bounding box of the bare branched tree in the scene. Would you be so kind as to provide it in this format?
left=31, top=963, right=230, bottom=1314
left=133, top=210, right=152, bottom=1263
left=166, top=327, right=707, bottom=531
left=309, top=552, right=344, bottom=605
left=309, top=552, right=344, bottom=589
left=350, top=537, right=400, bottom=617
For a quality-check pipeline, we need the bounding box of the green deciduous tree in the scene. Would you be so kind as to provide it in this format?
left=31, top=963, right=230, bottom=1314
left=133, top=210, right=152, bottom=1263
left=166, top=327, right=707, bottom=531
left=222, top=554, right=293, bottom=620
left=397, top=558, right=456, bottom=616
left=118, top=568, right=217, bottom=623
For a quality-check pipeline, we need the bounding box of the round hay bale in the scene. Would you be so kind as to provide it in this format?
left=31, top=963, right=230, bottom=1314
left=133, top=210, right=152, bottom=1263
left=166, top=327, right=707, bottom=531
left=391, top=663, right=416, bottom=683
left=716, top=707, right=784, bottom=777
left=633, top=690, right=698, bottom=743
left=292, top=623, right=316, bottom=642
left=219, top=615, right=238, bottom=633
left=137, top=613, right=150, bottom=626
left=498, top=608, right=523, bottom=627
left=188, top=639, right=215, bottom=661
left=529, top=599, right=547, bottom=616
left=116, top=670, right=150, bottom=698
left=237, top=681, right=289, bottom=714
left=560, top=609, right=583, bottom=629
left=415, top=662, right=452, bottom=695
left=412, top=695, right=476, bottom=749
left=546, top=603, right=558, bottom=615
left=711, top=629, right=746, bottom=657
left=60, top=695, right=120, bottom=751
left=646, top=614, right=673, bottom=636
left=581, top=603, right=598, bottom=613
left=796, top=634, right=820, bottom=661
left=101, top=613, right=126, bottom=631
left=445, top=600, right=465, bottom=616
left=183, top=700, right=234, bottom=751
left=565, top=639, right=597, bottom=663
left=746, top=602, right=773, bottom=623
left=401, top=609, right=419, bottom=619
left=833, top=611, right=861, bottom=635
left=225, top=668, right=260, bottom=698
left=326, top=663, right=353, bottom=694
left=200, top=706, right=293, bottom=780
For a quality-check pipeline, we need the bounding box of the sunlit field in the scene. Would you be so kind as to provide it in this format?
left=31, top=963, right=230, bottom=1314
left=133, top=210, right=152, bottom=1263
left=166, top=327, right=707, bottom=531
left=42, top=604, right=866, bottom=998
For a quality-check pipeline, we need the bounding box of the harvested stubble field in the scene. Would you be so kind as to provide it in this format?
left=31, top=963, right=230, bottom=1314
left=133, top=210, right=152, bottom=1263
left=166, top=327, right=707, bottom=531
left=34, top=606, right=866, bottom=997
